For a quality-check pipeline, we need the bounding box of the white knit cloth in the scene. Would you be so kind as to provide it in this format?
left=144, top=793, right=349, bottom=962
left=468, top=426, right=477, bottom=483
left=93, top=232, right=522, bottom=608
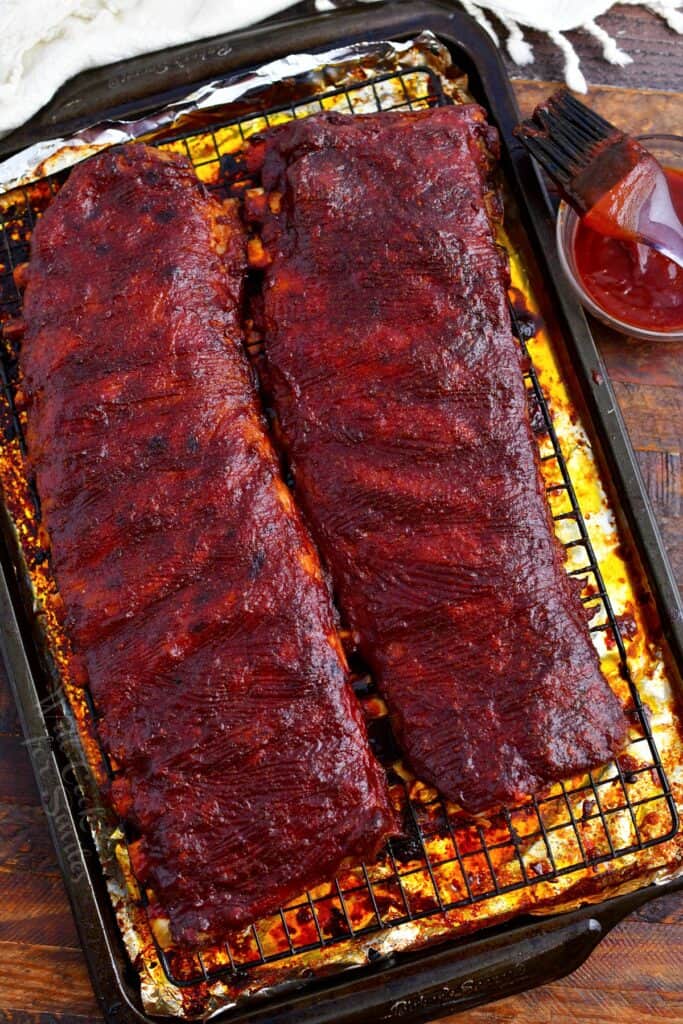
left=455, top=0, right=683, bottom=92
left=1, top=0, right=681, bottom=136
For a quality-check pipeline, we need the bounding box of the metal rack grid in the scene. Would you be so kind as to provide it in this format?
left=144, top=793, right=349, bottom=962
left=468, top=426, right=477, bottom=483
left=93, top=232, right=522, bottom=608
left=0, top=65, right=678, bottom=991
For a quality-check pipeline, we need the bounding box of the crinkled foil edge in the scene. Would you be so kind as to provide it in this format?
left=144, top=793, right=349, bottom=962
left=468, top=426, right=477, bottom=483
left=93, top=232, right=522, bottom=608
left=0, top=31, right=458, bottom=193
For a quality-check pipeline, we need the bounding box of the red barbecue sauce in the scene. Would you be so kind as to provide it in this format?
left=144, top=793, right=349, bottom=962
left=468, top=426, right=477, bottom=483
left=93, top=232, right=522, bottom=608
left=573, top=166, right=683, bottom=332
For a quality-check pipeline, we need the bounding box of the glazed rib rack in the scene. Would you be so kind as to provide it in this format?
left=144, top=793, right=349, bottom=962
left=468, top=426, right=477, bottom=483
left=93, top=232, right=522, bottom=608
left=0, top=66, right=677, bottom=991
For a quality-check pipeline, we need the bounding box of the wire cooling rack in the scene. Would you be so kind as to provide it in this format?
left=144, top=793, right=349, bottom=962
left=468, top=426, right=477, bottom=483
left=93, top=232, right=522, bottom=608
left=0, top=65, right=677, bottom=990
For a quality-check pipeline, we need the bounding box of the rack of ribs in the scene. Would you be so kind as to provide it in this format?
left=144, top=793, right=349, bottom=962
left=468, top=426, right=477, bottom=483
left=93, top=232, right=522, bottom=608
left=20, top=143, right=396, bottom=946
left=247, top=107, right=628, bottom=815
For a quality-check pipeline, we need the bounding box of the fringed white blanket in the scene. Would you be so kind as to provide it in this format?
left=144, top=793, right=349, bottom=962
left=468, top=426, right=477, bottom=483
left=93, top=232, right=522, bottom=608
left=1, top=0, right=681, bottom=135
left=455, top=0, right=683, bottom=92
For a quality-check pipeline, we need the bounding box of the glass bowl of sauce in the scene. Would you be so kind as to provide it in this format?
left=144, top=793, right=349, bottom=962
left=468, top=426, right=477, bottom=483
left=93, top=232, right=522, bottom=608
left=556, top=134, right=683, bottom=341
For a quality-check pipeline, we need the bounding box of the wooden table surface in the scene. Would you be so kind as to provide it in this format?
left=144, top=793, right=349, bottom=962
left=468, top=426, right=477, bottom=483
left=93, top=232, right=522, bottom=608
left=0, top=5, right=682, bottom=1022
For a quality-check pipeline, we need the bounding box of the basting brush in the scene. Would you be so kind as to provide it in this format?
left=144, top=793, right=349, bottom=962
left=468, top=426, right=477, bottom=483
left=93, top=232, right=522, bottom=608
left=515, top=89, right=683, bottom=269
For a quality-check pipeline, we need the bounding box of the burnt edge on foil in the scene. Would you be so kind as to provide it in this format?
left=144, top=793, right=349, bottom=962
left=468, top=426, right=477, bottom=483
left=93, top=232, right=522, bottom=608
left=0, top=32, right=467, bottom=194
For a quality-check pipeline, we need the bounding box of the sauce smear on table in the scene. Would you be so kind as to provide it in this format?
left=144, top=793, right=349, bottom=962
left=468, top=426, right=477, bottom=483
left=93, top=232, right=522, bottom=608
left=573, top=166, right=683, bottom=332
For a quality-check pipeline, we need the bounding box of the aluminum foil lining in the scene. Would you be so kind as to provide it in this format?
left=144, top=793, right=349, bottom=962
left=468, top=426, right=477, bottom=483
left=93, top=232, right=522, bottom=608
left=0, top=31, right=460, bottom=193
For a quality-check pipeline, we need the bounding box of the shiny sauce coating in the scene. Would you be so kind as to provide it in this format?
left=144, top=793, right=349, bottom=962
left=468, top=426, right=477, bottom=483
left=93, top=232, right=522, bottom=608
left=574, top=166, right=683, bottom=332
left=251, top=108, right=628, bottom=816
left=20, top=144, right=396, bottom=946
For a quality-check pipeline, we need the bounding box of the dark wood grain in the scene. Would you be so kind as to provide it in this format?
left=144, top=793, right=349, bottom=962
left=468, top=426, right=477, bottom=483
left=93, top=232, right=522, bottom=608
left=0, top=58, right=681, bottom=1024
left=513, top=79, right=683, bottom=134
left=610, top=382, right=682, bottom=452
left=499, top=3, right=683, bottom=93
left=0, top=874, right=80, bottom=948
left=0, top=738, right=41, bottom=807
left=0, top=1014, right=101, bottom=1024
left=595, top=337, right=683, bottom=390
left=0, top=944, right=102, bottom=1020
left=0, top=803, right=60, bottom=875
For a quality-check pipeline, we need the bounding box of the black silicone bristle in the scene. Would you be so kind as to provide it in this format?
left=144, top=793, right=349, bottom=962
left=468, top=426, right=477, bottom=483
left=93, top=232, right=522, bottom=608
left=514, top=89, right=622, bottom=193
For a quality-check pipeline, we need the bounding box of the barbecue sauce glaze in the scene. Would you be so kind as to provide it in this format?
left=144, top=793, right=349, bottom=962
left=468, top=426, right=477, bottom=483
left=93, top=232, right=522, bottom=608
left=20, top=144, right=396, bottom=946
left=574, top=166, right=683, bottom=332
left=249, top=108, right=628, bottom=815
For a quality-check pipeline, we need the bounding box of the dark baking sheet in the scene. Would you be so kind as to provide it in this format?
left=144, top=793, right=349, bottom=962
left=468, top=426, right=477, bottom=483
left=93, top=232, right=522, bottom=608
left=0, top=3, right=682, bottom=1022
